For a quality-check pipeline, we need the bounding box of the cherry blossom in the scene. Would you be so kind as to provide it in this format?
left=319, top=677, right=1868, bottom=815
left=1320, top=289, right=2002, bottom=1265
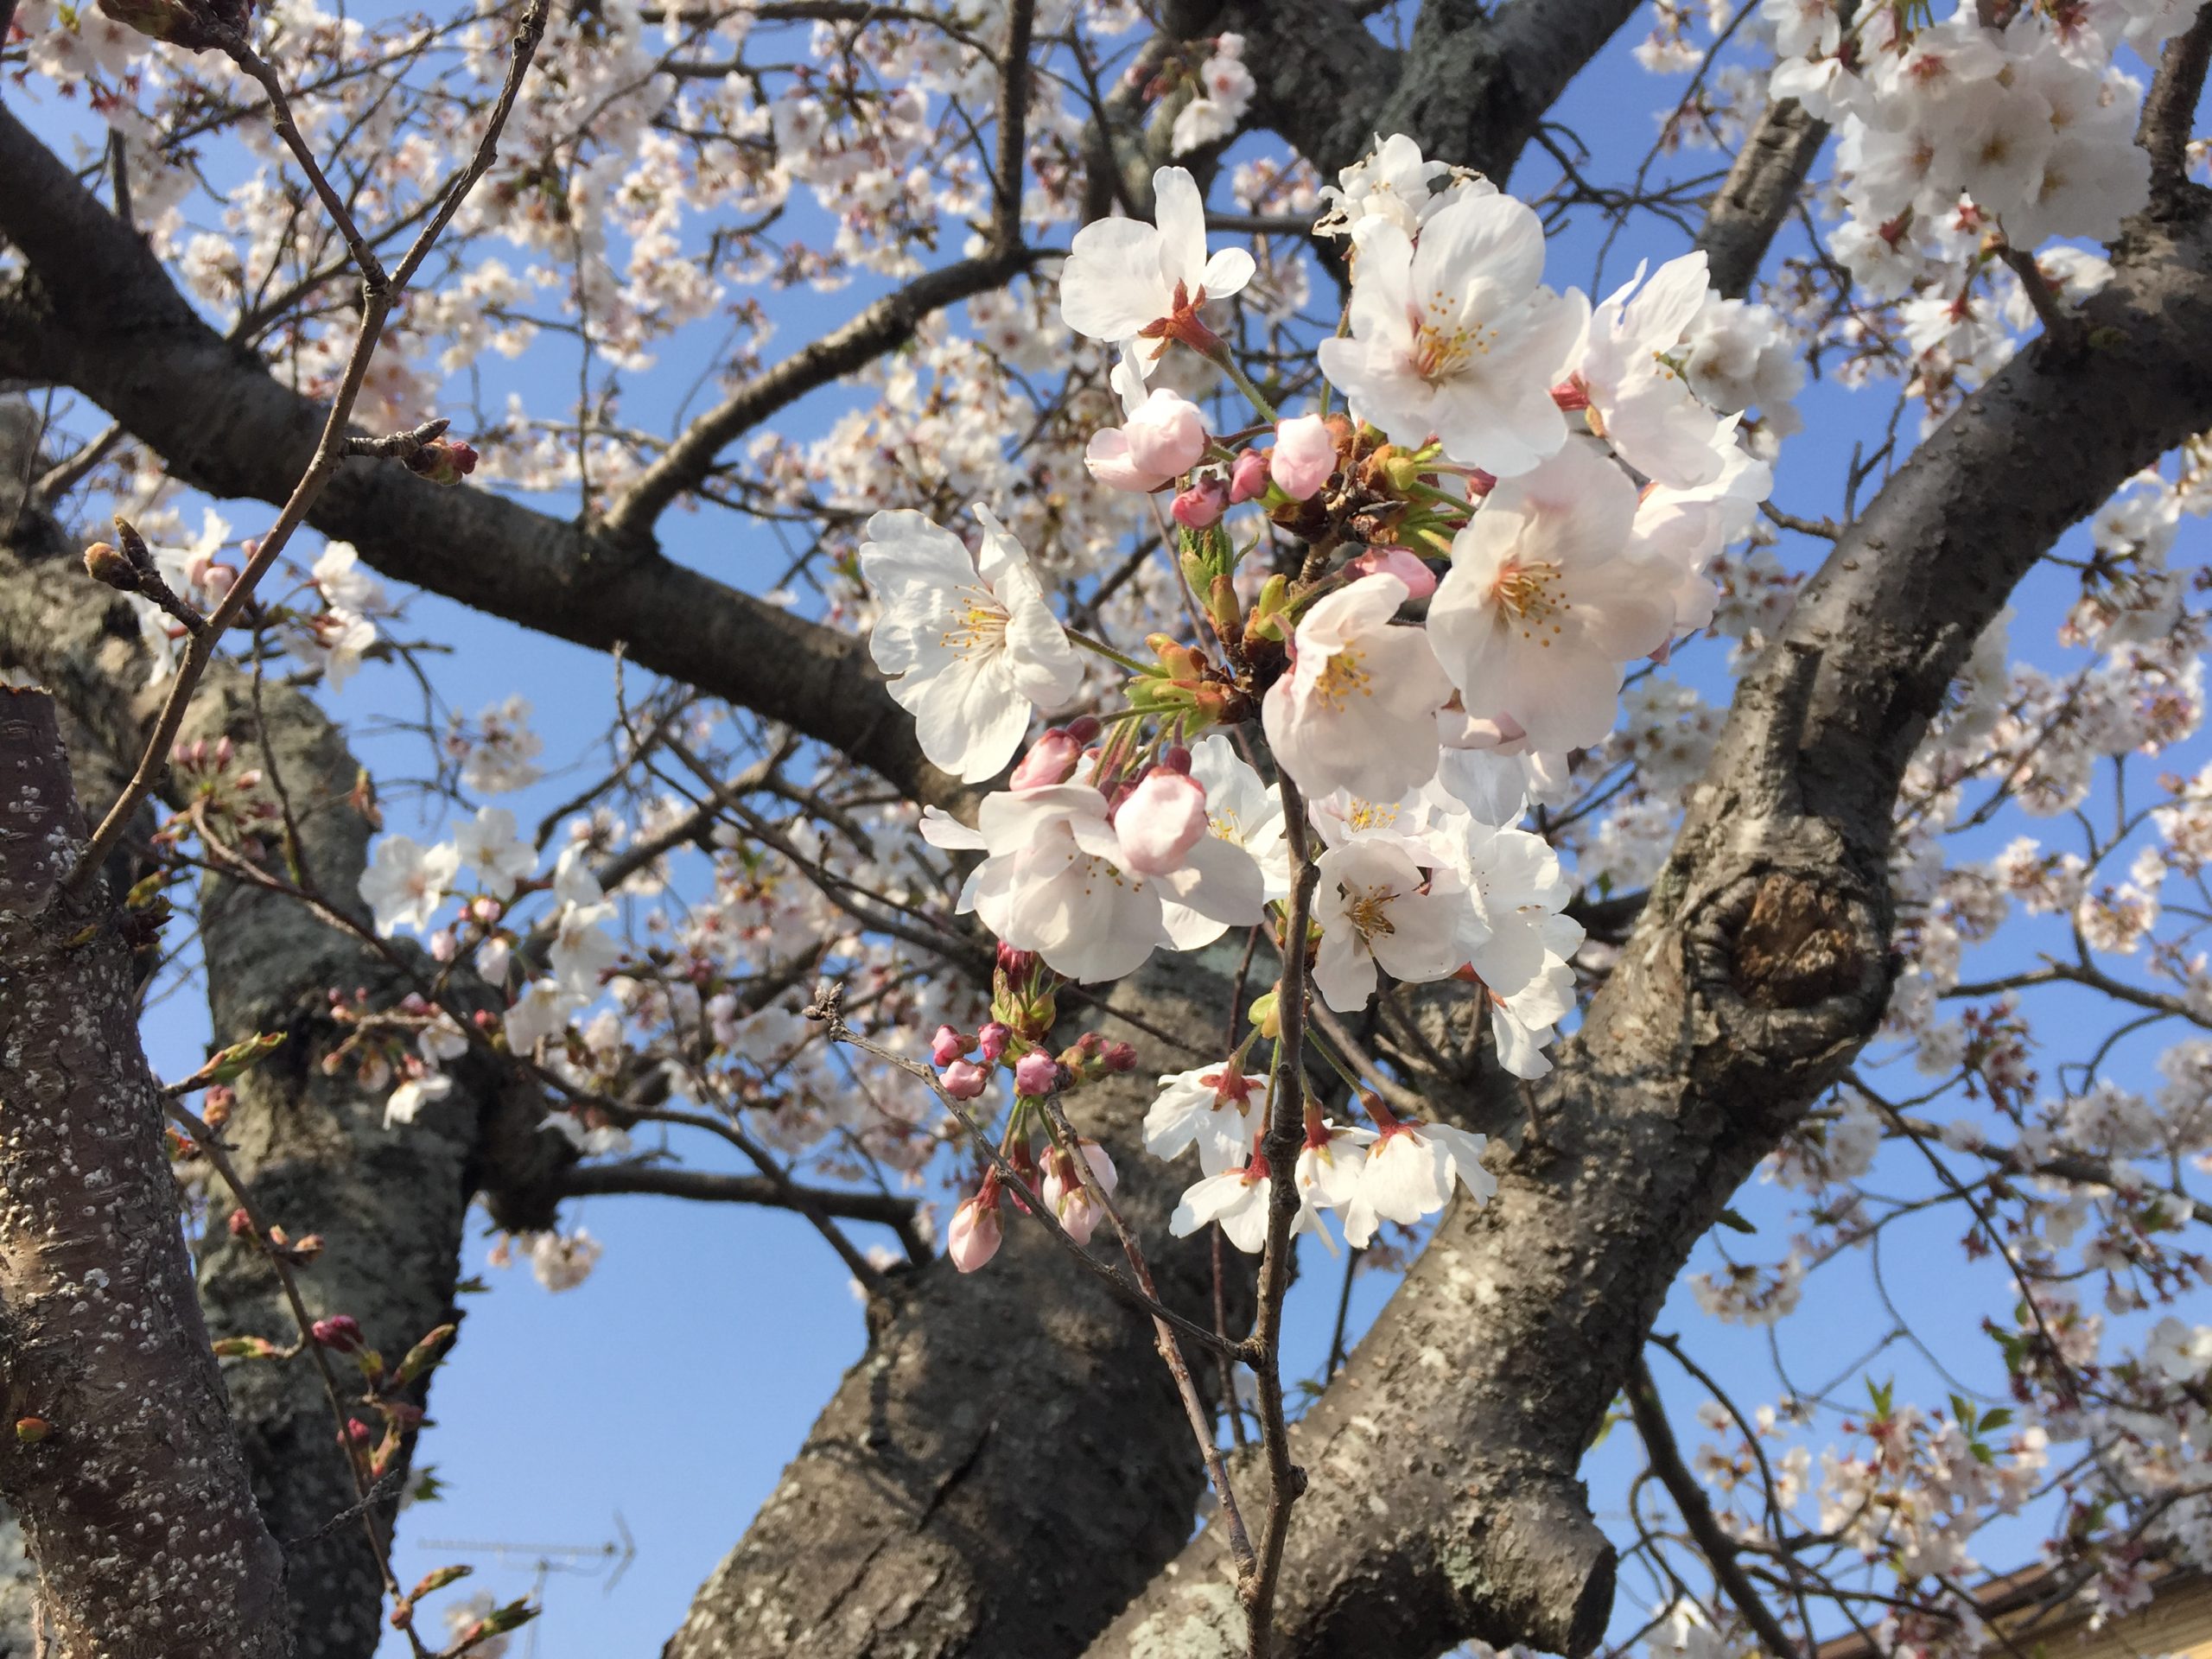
left=1146, top=1062, right=1268, bottom=1175
left=1268, top=413, right=1338, bottom=499
left=1315, top=192, right=1580, bottom=476
left=1311, top=839, right=1474, bottom=1012
left=453, top=806, right=537, bottom=899
left=861, top=505, right=1085, bottom=783
left=1341, top=1114, right=1497, bottom=1246
left=1058, top=165, right=1255, bottom=353
left=1565, top=251, right=1731, bottom=489
left=1262, top=574, right=1453, bottom=802
left=1314, top=131, right=1495, bottom=240
left=1170, top=1156, right=1317, bottom=1254
left=360, top=836, right=461, bottom=937
left=1427, top=442, right=1677, bottom=751
left=1084, top=346, right=1209, bottom=493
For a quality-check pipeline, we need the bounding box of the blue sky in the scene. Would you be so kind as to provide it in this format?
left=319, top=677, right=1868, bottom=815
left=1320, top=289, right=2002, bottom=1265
left=9, top=1, right=2211, bottom=1651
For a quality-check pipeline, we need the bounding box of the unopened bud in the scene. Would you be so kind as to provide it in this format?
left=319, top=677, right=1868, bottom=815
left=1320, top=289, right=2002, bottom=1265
left=1013, top=1050, right=1058, bottom=1096
left=404, top=436, right=479, bottom=487
left=83, top=541, right=141, bottom=593
left=1102, top=1040, right=1137, bottom=1073
left=976, top=1021, right=1011, bottom=1063
left=930, top=1024, right=967, bottom=1066
left=940, top=1059, right=989, bottom=1101
left=312, top=1315, right=364, bottom=1353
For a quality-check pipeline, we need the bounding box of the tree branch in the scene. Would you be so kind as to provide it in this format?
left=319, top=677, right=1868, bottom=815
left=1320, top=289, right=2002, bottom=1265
left=1629, top=1357, right=1803, bottom=1659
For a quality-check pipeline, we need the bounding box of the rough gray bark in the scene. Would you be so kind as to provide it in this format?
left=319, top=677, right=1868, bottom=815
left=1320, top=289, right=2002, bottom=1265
left=664, top=959, right=1243, bottom=1659
left=1080, top=185, right=2212, bottom=1659
left=0, top=410, right=558, bottom=1658
left=1695, top=98, right=1829, bottom=299
left=0, top=685, right=292, bottom=1658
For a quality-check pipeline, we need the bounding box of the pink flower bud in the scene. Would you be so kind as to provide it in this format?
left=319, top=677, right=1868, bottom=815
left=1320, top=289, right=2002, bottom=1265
left=1171, top=477, right=1229, bottom=529
left=977, top=1021, right=1011, bottom=1063
left=1115, top=767, right=1209, bottom=875
left=1084, top=390, right=1208, bottom=493
left=947, top=1188, right=1003, bottom=1272
left=1009, top=728, right=1083, bottom=790
left=429, top=928, right=458, bottom=963
left=1228, top=448, right=1269, bottom=503
left=995, top=941, right=1039, bottom=978
left=1344, top=545, right=1438, bottom=600
left=311, top=1315, right=363, bottom=1353
left=1268, top=413, right=1338, bottom=500
left=1064, top=715, right=1102, bottom=744
left=404, top=436, right=480, bottom=487
left=1159, top=744, right=1192, bottom=774
left=930, top=1024, right=967, bottom=1066
left=940, top=1059, right=989, bottom=1100
left=1014, top=1050, right=1058, bottom=1096
left=1102, top=1040, right=1137, bottom=1073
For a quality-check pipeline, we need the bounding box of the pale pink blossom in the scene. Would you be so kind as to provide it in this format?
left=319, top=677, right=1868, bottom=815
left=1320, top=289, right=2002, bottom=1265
left=1427, top=442, right=1676, bottom=751
left=1312, top=840, right=1476, bottom=1012
left=1262, top=574, right=1452, bottom=802
left=1116, top=767, right=1210, bottom=875
left=947, top=1183, right=1004, bottom=1272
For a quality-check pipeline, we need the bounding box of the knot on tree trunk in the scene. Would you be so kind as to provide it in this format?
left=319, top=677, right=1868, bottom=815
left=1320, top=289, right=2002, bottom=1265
left=1725, top=872, right=1866, bottom=1008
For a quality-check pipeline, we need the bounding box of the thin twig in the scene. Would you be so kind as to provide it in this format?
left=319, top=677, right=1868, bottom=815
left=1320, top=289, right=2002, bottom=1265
left=804, top=985, right=1243, bottom=1361
left=1241, top=772, right=1319, bottom=1656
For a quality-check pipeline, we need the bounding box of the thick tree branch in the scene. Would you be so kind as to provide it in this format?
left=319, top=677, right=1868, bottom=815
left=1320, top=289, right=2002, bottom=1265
left=1695, top=98, right=1828, bottom=298
left=661, top=959, right=1251, bottom=1659
left=0, top=416, right=562, bottom=1658
left=1181, top=0, right=1643, bottom=181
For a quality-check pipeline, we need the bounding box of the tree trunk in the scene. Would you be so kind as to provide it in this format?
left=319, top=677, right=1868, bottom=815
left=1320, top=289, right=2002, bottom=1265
left=0, top=686, right=292, bottom=1657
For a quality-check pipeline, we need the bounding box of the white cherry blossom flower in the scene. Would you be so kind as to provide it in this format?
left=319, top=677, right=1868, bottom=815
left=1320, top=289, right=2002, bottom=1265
left=957, top=784, right=1257, bottom=982
left=861, top=505, right=1085, bottom=783
left=1427, top=442, right=1676, bottom=752
left=1342, top=1116, right=1497, bottom=1246
left=1294, top=1120, right=1379, bottom=1218
left=1262, top=574, right=1452, bottom=803
left=1170, top=1159, right=1318, bottom=1254
left=1059, top=165, right=1255, bottom=350
left=384, top=1065, right=453, bottom=1130
left=550, top=896, right=622, bottom=991
left=1314, top=132, right=1496, bottom=241
left=504, top=977, right=587, bottom=1054
left=360, top=836, right=461, bottom=937
left=453, top=805, right=537, bottom=898
left=1567, top=251, right=1730, bottom=488
left=1312, top=839, right=1474, bottom=1012
left=1315, top=191, right=1580, bottom=476
left=1146, top=1062, right=1268, bottom=1174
